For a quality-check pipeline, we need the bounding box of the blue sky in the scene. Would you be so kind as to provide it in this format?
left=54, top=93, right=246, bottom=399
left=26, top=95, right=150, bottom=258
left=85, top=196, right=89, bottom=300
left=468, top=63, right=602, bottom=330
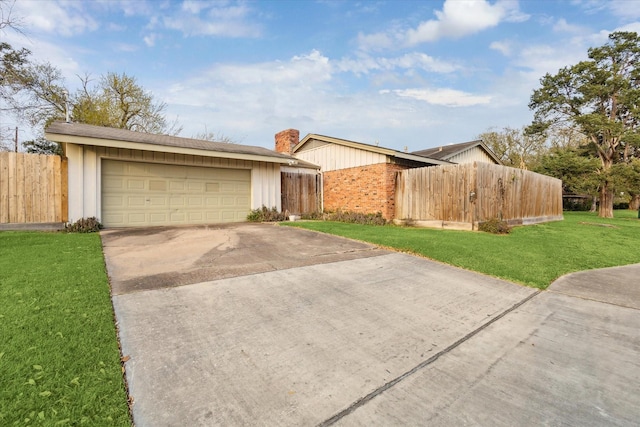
left=4, top=0, right=640, bottom=152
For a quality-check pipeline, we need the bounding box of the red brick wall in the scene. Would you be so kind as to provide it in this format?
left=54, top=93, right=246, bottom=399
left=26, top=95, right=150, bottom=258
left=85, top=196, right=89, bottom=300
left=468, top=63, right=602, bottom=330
left=322, top=163, right=408, bottom=220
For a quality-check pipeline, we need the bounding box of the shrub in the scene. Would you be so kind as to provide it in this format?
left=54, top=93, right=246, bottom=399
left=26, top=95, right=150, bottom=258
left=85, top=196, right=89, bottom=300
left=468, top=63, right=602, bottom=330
left=323, top=210, right=387, bottom=226
left=246, top=206, right=287, bottom=222
left=65, top=217, right=103, bottom=233
left=478, top=218, right=511, bottom=234
left=300, top=211, right=323, bottom=220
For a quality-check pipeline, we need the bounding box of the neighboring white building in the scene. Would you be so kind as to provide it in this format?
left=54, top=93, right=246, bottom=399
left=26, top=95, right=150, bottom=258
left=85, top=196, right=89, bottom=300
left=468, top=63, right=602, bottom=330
left=45, top=122, right=307, bottom=227
left=412, top=140, right=502, bottom=165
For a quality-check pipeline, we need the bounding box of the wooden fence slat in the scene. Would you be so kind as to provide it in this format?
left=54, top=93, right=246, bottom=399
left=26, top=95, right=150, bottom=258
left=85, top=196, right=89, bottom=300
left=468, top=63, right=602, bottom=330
left=0, top=153, right=9, bottom=223
left=395, top=162, right=562, bottom=227
left=0, top=152, right=66, bottom=224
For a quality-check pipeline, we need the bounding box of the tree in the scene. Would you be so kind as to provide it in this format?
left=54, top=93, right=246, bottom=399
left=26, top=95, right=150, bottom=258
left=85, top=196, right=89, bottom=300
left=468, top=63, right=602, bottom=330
left=73, top=72, right=181, bottom=135
left=22, top=136, right=62, bottom=155
left=478, top=126, right=546, bottom=169
left=534, top=146, right=601, bottom=210
left=192, top=129, right=238, bottom=144
left=528, top=31, right=640, bottom=218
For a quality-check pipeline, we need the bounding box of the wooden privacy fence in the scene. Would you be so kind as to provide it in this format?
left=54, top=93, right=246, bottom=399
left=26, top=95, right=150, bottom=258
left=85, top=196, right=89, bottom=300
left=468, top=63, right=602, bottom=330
left=281, top=172, right=321, bottom=215
left=395, top=162, right=563, bottom=230
left=0, top=152, right=68, bottom=224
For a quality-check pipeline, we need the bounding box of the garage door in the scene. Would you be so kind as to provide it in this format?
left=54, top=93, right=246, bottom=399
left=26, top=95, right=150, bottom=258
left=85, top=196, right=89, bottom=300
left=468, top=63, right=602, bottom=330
left=101, top=160, right=251, bottom=227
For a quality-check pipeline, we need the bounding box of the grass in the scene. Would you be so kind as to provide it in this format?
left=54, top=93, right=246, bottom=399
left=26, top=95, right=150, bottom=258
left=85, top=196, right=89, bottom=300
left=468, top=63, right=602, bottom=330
left=283, top=210, right=640, bottom=289
left=0, top=232, right=131, bottom=426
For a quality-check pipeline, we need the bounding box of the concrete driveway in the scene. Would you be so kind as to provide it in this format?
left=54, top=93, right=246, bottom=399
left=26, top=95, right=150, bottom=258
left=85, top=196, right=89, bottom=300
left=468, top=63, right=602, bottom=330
left=102, top=223, right=640, bottom=426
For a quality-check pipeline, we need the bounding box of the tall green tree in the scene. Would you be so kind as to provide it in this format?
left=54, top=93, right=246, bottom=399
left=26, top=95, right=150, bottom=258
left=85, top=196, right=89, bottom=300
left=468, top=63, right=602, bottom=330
left=528, top=31, right=640, bottom=218
left=534, top=146, right=601, bottom=210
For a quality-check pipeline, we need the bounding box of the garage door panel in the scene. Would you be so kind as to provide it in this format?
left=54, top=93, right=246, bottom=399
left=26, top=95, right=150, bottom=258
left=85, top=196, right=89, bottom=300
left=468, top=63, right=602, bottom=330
left=127, top=179, right=145, bottom=190
left=103, top=177, right=124, bottom=189
left=102, top=160, right=251, bottom=227
left=128, top=196, right=146, bottom=206
left=169, top=197, right=185, bottom=207
left=188, top=182, right=204, bottom=191
left=149, top=197, right=167, bottom=206
left=169, top=181, right=185, bottom=191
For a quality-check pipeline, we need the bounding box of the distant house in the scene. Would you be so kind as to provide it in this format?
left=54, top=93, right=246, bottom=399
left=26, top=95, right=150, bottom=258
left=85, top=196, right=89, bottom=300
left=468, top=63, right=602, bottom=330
left=45, top=122, right=313, bottom=227
left=412, top=140, right=502, bottom=165
left=275, top=130, right=452, bottom=220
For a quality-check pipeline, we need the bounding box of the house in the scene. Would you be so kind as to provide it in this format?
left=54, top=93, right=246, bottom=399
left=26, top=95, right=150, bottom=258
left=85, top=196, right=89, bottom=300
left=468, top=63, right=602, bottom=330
left=411, top=140, right=502, bottom=165
left=45, top=121, right=315, bottom=228
left=273, top=129, right=561, bottom=228
left=274, top=129, right=454, bottom=220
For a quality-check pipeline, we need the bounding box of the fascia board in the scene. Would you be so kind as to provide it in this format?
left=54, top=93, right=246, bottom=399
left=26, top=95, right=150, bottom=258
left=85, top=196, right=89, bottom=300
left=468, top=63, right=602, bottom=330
left=45, top=132, right=293, bottom=165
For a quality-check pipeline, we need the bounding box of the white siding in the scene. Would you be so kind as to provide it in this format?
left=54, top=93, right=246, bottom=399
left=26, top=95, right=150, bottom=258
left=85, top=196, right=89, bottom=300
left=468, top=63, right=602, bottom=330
left=294, top=144, right=387, bottom=172
left=448, top=147, right=497, bottom=165
left=251, top=162, right=281, bottom=210
left=65, top=144, right=281, bottom=223
left=65, top=144, right=84, bottom=223
left=280, top=166, right=319, bottom=174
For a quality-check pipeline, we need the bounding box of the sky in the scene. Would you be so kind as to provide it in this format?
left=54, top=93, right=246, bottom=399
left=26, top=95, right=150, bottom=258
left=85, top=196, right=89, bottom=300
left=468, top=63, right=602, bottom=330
left=3, top=0, right=640, bottom=152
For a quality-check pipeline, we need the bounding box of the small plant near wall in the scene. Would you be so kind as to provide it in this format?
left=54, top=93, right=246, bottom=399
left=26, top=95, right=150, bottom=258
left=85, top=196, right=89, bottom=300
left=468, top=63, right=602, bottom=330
left=478, top=218, right=511, bottom=234
left=323, top=210, right=387, bottom=225
left=65, top=217, right=103, bottom=233
left=246, top=206, right=287, bottom=222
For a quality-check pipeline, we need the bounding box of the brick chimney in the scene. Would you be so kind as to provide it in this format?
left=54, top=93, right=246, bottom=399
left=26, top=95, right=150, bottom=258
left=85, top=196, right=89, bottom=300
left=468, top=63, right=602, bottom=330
left=275, top=129, right=300, bottom=154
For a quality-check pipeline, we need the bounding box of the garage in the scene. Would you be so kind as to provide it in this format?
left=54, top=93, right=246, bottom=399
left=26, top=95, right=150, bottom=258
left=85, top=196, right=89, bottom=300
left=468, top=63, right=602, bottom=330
left=101, top=160, right=251, bottom=227
left=45, top=122, right=306, bottom=227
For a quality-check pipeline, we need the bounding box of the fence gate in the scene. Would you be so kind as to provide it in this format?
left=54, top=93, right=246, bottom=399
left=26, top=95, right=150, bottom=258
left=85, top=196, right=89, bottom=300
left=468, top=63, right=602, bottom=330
left=281, top=172, right=321, bottom=215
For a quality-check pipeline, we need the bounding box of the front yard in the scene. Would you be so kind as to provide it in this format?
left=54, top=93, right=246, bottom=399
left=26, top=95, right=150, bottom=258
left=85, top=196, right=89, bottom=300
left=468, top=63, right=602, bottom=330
left=0, top=232, right=130, bottom=426
left=284, top=210, right=640, bottom=288
left=1, top=210, right=638, bottom=424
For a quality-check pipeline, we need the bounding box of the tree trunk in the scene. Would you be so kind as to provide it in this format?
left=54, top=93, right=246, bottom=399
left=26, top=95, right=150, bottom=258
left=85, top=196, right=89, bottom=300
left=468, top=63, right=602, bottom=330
left=590, top=196, right=598, bottom=212
left=599, top=183, right=614, bottom=218
left=629, top=194, right=640, bottom=211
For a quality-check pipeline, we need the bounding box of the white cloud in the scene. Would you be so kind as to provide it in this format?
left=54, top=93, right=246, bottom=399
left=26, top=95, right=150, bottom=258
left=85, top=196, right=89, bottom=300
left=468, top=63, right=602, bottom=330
left=359, top=0, right=529, bottom=50
left=113, top=43, right=138, bottom=53
left=162, top=2, right=261, bottom=37
left=490, top=40, right=511, bottom=56
left=615, top=22, right=640, bottom=34
left=144, top=33, right=158, bottom=47
left=553, top=18, right=585, bottom=34
left=14, top=0, right=98, bottom=37
left=574, top=0, right=640, bottom=21
left=386, top=88, right=492, bottom=107
left=336, top=52, right=459, bottom=75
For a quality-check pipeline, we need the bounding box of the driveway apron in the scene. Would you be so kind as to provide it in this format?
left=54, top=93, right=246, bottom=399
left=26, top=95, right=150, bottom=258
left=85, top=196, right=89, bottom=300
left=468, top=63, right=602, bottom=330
left=103, top=224, right=640, bottom=426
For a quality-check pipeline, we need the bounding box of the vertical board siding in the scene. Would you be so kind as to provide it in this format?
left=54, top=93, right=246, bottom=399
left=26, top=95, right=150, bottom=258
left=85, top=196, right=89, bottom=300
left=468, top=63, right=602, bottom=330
left=281, top=172, right=321, bottom=214
left=294, top=144, right=387, bottom=172
left=0, top=152, right=67, bottom=224
left=395, top=162, right=562, bottom=227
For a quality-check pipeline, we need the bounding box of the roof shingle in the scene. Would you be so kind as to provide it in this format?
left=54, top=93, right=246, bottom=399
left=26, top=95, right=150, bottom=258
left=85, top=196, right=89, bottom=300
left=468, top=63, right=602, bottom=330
left=46, top=121, right=294, bottom=160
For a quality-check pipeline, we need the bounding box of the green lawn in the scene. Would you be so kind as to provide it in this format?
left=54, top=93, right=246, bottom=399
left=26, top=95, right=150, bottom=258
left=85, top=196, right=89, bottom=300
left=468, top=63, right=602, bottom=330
left=284, top=210, right=640, bottom=289
left=0, top=232, right=131, bottom=426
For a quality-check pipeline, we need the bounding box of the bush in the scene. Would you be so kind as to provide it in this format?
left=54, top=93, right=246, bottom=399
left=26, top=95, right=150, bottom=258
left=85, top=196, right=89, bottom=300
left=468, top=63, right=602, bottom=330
left=323, top=210, right=387, bottom=226
left=478, top=218, right=511, bottom=234
left=246, top=206, right=287, bottom=222
left=300, top=211, right=323, bottom=220
left=65, top=217, right=103, bottom=233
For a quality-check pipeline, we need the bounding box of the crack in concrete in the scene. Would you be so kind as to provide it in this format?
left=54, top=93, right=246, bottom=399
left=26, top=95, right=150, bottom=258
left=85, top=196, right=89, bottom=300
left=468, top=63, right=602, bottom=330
left=316, top=290, right=541, bottom=427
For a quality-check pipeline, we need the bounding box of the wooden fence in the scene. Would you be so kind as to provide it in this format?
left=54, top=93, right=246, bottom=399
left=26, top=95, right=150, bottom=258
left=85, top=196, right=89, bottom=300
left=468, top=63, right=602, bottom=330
left=395, top=162, right=563, bottom=230
left=0, top=152, right=68, bottom=224
left=281, top=172, right=321, bottom=215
